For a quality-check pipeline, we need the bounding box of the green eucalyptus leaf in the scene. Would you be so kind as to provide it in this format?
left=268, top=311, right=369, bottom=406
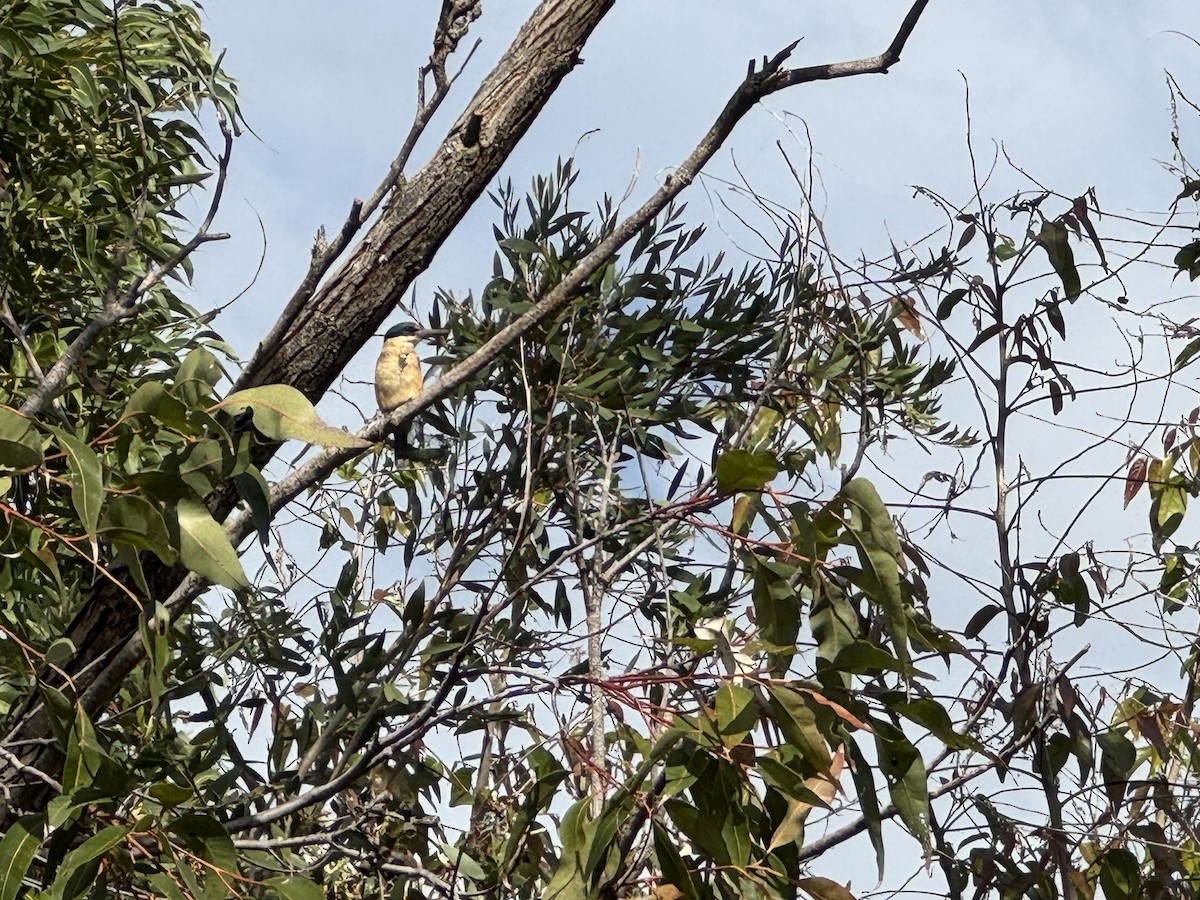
left=653, top=821, right=700, bottom=900
left=215, top=385, right=370, bottom=449
left=47, top=427, right=103, bottom=538
left=840, top=478, right=909, bottom=669
left=876, top=731, right=930, bottom=851
left=169, top=494, right=248, bottom=590
left=124, top=382, right=192, bottom=432
left=1174, top=239, right=1200, bottom=281
left=99, top=495, right=174, bottom=564
left=0, top=815, right=43, bottom=900
left=1037, top=220, right=1081, bottom=301
left=765, top=683, right=832, bottom=774
left=44, top=824, right=130, bottom=900
left=714, top=683, right=757, bottom=747
left=264, top=876, right=323, bottom=900
left=715, top=448, right=780, bottom=493
left=232, top=468, right=272, bottom=546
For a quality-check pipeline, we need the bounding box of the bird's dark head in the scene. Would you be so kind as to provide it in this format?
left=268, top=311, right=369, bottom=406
left=383, top=322, right=445, bottom=342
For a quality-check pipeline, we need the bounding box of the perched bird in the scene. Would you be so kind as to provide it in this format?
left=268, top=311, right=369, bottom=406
left=375, top=322, right=442, bottom=455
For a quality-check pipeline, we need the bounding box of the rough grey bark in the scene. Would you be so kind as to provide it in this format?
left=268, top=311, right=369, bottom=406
left=235, top=0, right=616, bottom=400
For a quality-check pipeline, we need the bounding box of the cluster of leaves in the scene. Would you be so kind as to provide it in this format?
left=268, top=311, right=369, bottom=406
left=0, top=0, right=235, bottom=392
left=905, top=153, right=1200, bottom=897
left=0, top=4, right=354, bottom=898
left=10, top=1, right=1200, bottom=898
left=230, top=158, right=974, bottom=899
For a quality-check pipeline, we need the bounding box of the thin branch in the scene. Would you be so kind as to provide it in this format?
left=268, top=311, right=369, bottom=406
left=19, top=120, right=234, bottom=418
left=69, top=0, right=933, bottom=818
left=235, top=2, right=483, bottom=388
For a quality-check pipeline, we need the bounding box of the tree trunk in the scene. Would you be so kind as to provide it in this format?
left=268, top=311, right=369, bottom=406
left=0, top=0, right=616, bottom=820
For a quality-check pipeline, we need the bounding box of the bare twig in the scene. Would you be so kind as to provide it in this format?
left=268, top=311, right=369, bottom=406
left=236, top=2, right=483, bottom=387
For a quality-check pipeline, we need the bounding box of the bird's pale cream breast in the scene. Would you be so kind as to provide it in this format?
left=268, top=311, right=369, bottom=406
left=375, top=337, right=424, bottom=412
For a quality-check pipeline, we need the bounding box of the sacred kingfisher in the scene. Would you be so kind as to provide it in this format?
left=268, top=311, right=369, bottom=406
left=375, top=322, right=443, bottom=454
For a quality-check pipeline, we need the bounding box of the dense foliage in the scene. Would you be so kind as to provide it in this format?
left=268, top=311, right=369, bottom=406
left=3, top=2, right=1200, bottom=900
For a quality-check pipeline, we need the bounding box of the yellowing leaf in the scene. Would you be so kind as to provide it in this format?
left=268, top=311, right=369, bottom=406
left=798, top=876, right=857, bottom=900
left=214, top=385, right=370, bottom=449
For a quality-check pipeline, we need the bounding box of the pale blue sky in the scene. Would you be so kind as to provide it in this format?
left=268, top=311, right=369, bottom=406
left=194, top=2, right=1199, bottom=381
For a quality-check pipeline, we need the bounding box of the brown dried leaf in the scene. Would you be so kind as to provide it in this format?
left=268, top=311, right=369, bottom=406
left=893, top=296, right=925, bottom=340
left=795, top=687, right=873, bottom=733
left=1123, top=456, right=1149, bottom=509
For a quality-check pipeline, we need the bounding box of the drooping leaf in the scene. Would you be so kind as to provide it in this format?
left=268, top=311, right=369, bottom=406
left=48, top=427, right=103, bottom=539
left=765, top=683, right=833, bottom=775
left=1098, top=848, right=1141, bottom=900
left=844, top=737, right=885, bottom=879
left=170, top=494, right=249, bottom=589
left=123, top=382, right=192, bottom=433
left=214, top=385, right=370, bottom=449
left=714, top=683, right=757, bottom=747
left=98, top=495, right=174, bottom=564
left=232, top=468, right=272, bottom=546
left=1037, top=220, right=1081, bottom=300
left=876, top=731, right=930, bottom=851
left=653, top=822, right=700, bottom=900
left=840, top=478, right=909, bottom=669
left=751, top=557, right=800, bottom=671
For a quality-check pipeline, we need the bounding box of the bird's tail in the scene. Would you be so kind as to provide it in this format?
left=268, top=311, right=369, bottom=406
left=391, top=423, right=409, bottom=458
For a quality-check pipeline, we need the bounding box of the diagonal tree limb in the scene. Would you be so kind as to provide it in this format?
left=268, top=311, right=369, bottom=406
left=76, top=0, right=933, bottom=829
left=237, top=1, right=484, bottom=384
left=234, top=0, right=618, bottom=401
left=0, top=0, right=930, bottom=820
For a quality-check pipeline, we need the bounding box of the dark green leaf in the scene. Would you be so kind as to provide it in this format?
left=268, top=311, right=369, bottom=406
left=1037, top=220, right=1081, bottom=300
left=716, top=448, right=780, bottom=493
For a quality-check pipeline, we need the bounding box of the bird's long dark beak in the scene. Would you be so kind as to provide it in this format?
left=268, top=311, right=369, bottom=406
left=415, top=328, right=449, bottom=341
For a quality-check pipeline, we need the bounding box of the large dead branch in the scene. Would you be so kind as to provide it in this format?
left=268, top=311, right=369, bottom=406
left=233, top=0, right=616, bottom=399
